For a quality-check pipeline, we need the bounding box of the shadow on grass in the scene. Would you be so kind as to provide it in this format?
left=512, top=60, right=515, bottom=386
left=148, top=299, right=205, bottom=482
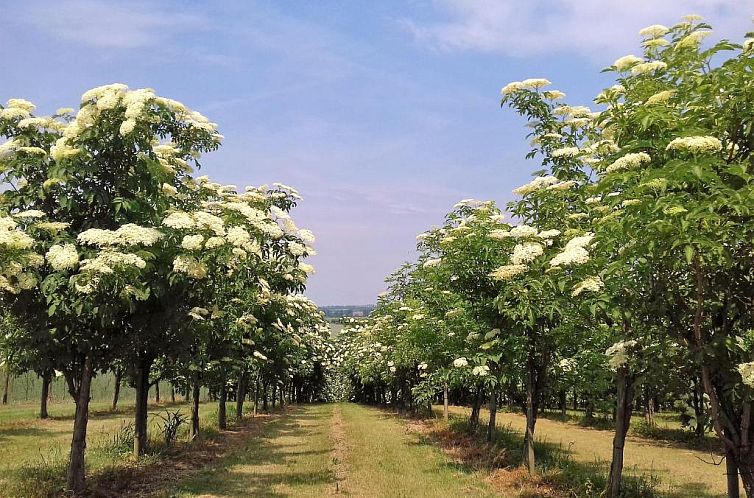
left=402, top=411, right=719, bottom=498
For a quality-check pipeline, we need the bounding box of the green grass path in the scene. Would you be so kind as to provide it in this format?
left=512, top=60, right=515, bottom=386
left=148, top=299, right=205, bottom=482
left=169, top=403, right=495, bottom=497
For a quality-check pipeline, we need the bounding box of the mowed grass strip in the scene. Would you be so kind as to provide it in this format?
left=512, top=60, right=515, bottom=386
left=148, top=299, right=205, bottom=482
left=167, top=404, right=336, bottom=497
left=337, top=403, right=496, bottom=497
left=441, top=405, right=727, bottom=498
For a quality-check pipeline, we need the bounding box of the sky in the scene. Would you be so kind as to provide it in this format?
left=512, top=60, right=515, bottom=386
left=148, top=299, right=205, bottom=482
left=0, top=0, right=751, bottom=305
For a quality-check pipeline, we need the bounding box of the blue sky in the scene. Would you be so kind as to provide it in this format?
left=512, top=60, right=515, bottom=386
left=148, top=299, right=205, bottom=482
left=1, top=1, right=750, bottom=304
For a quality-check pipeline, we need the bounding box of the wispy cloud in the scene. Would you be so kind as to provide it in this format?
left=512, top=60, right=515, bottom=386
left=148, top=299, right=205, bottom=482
left=402, top=0, right=753, bottom=58
left=14, top=0, right=206, bottom=49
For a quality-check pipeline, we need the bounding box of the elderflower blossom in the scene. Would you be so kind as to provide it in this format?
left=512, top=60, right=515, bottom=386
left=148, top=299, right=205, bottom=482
left=546, top=180, right=577, bottom=191
left=181, top=234, right=204, bottom=250
left=677, top=30, right=711, bottom=49
left=605, top=152, right=651, bottom=173
left=513, top=176, right=558, bottom=196
left=163, top=211, right=196, bottom=229
left=489, top=264, right=528, bottom=281
left=13, top=210, right=46, bottom=219
left=551, top=146, right=581, bottom=158
left=744, top=39, right=754, bottom=53
left=472, top=365, right=490, bottom=377
left=550, top=233, right=594, bottom=267
left=511, top=242, right=544, bottom=265
left=543, top=90, right=566, bottom=100
left=666, top=136, right=722, bottom=154
left=453, top=357, right=468, bottom=368
left=423, top=258, right=442, bottom=268
left=613, top=55, right=642, bottom=71
left=738, top=362, right=754, bottom=388
left=538, top=229, right=560, bottom=239
left=509, top=224, right=538, bottom=238
left=173, top=254, right=207, bottom=279
left=639, top=24, right=669, bottom=38
left=605, top=340, right=637, bottom=370
left=572, top=276, right=604, bottom=297
left=631, top=61, right=667, bottom=75
left=45, top=244, right=79, bottom=271
left=645, top=90, right=674, bottom=105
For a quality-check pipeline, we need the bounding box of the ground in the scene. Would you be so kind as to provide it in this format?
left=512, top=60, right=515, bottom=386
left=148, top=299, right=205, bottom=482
left=0, top=400, right=729, bottom=497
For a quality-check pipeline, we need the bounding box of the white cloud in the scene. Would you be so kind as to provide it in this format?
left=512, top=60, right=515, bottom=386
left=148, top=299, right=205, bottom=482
left=403, top=0, right=753, bottom=58
left=15, top=0, right=205, bottom=49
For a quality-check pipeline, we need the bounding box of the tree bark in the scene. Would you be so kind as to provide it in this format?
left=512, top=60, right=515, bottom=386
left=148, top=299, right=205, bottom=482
left=524, top=367, right=537, bottom=474
left=727, top=443, right=740, bottom=498
left=170, top=384, right=176, bottom=403
left=470, top=387, right=483, bottom=427
left=606, top=367, right=635, bottom=498
left=559, top=389, right=567, bottom=417
left=111, top=368, right=122, bottom=412
left=190, top=374, right=200, bottom=440
left=443, top=383, right=449, bottom=422
left=236, top=371, right=247, bottom=421
left=155, top=380, right=160, bottom=404
left=40, top=370, right=51, bottom=419
left=133, top=358, right=152, bottom=456
left=2, top=367, right=10, bottom=404
left=253, top=375, right=259, bottom=417
left=218, top=378, right=227, bottom=430
left=487, top=390, right=497, bottom=442
left=67, top=356, right=93, bottom=495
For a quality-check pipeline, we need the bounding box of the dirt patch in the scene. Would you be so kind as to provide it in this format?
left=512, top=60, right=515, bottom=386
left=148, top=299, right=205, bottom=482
left=87, top=410, right=285, bottom=498
left=329, top=405, right=348, bottom=495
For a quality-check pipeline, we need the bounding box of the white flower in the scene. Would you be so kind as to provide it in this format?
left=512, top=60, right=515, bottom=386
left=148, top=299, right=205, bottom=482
left=181, top=234, right=204, bottom=250
left=513, top=176, right=558, bottom=196
left=604, top=152, right=651, bottom=173
left=13, top=210, right=46, bottom=219
left=423, top=258, right=442, bottom=268
left=453, top=357, right=468, bottom=368
left=605, top=340, right=637, bottom=370
left=511, top=242, right=544, bottom=265
left=572, top=276, right=604, bottom=297
left=613, top=55, right=642, bottom=71
left=472, top=365, right=490, bottom=377
left=639, top=24, right=669, bottom=39
left=489, top=264, right=527, bottom=281
left=509, top=224, right=538, bottom=238
left=631, top=61, right=667, bottom=75
left=738, top=362, right=754, bottom=388
left=46, top=244, right=79, bottom=271
left=119, top=119, right=136, bottom=136
left=551, top=147, right=581, bottom=158
left=666, top=136, right=722, bottom=154
left=173, top=254, right=207, bottom=279
left=163, top=211, right=196, bottom=229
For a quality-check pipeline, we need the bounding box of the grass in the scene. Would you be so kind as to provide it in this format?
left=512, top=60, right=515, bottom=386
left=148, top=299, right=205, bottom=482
left=440, top=405, right=727, bottom=497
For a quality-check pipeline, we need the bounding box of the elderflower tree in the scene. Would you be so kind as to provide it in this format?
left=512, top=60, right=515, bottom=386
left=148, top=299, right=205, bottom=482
left=0, top=84, right=327, bottom=492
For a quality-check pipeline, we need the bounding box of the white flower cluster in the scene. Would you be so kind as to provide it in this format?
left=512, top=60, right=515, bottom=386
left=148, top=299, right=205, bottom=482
left=511, top=242, right=544, bottom=265
left=550, top=233, right=594, bottom=267
left=513, top=176, right=558, bottom=196
left=604, top=152, right=651, bottom=173
left=472, top=365, right=490, bottom=377
left=613, top=54, right=642, bottom=71
left=605, top=340, right=637, bottom=370
left=738, top=362, right=754, bottom=388
left=453, top=357, right=468, bottom=368
left=78, top=224, right=163, bottom=247
left=666, top=136, right=722, bottom=154
left=571, top=276, right=604, bottom=297
left=173, top=254, right=207, bottom=279
left=489, top=264, right=528, bottom=281
left=423, top=258, right=442, bottom=268
left=0, top=217, right=35, bottom=250
left=500, top=78, right=551, bottom=96
left=45, top=244, right=79, bottom=271
left=639, top=24, right=669, bottom=39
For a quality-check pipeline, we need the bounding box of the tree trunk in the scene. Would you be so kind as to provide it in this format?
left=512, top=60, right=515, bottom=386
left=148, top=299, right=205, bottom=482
left=170, top=384, right=176, bottom=403
left=253, top=375, right=259, bottom=417
left=271, top=383, right=277, bottom=409
left=487, top=391, right=497, bottom=442
left=67, top=356, right=93, bottom=495
left=40, top=370, right=51, bottom=419
left=262, top=380, right=269, bottom=411
left=2, top=367, right=10, bottom=404
left=443, top=383, right=449, bottom=422
left=133, top=358, right=152, bottom=456
left=236, top=371, right=247, bottom=421
left=559, top=389, right=567, bottom=417
left=155, top=381, right=160, bottom=404
left=643, top=385, right=655, bottom=427
left=727, top=443, right=740, bottom=498
left=218, top=379, right=227, bottom=430
left=524, top=368, right=537, bottom=474
left=606, top=367, right=635, bottom=498
left=470, top=387, right=483, bottom=427
left=112, top=368, right=122, bottom=412
left=190, top=374, right=200, bottom=440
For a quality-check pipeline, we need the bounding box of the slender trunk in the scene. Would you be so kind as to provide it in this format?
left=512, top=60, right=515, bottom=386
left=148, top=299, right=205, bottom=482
left=67, top=356, right=93, bottom=495
left=727, top=441, right=740, bottom=498
left=236, top=371, right=247, bottom=421
left=155, top=381, right=160, bottom=404
left=643, top=385, right=655, bottom=427
left=253, top=375, right=259, bottom=417
left=524, top=367, right=537, bottom=474
left=190, top=374, right=200, bottom=440
left=133, top=358, right=152, bottom=456
left=40, top=370, right=51, bottom=419
left=271, top=383, right=277, bottom=409
left=606, top=367, right=635, bottom=498
left=170, top=384, right=176, bottom=403
left=487, top=391, right=497, bottom=442
left=218, top=378, right=227, bottom=430
left=2, top=367, right=10, bottom=404
left=470, top=387, right=483, bottom=427
left=443, top=383, right=449, bottom=422
left=692, top=377, right=705, bottom=437
left=111, top=368, right=122, bottom=411
left=262, top=380, right=269, bottom=411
